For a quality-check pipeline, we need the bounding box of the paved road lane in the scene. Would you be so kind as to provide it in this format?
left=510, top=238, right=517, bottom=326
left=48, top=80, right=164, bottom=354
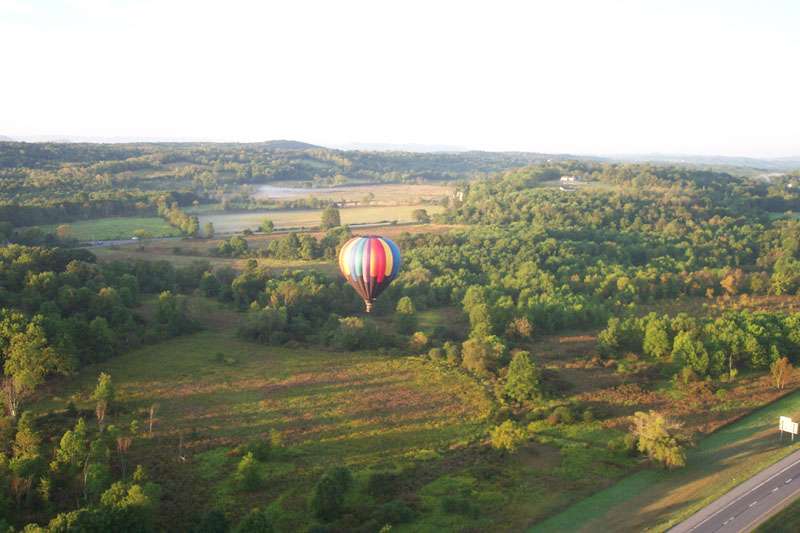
left=670, top=446, right=800, bottom=533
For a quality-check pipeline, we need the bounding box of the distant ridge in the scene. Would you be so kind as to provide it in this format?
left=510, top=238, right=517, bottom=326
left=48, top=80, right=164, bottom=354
left=333, top=142, right=470, bottom=153
left=257, top=139, right=321, bottom=150
left=0, top=136, right=797, bottom=171
left=613, top=153, right=800, bottom=171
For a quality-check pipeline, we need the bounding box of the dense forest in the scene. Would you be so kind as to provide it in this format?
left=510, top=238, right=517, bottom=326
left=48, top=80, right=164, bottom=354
left=1, top=149, right=800, bottom=530
left=0, top=142, right=570, bottom=227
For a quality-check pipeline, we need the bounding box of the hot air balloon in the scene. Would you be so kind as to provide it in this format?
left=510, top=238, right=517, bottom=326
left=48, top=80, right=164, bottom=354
left=338, top=235, right=401, bottom=312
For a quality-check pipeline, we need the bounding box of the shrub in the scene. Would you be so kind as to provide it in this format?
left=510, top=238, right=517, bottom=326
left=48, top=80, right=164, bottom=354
left=269, top=429, right=283, bottom=448
left=547, top=406, right=575, bottom=425
left=331, top=317, right=382, bottom=351
left=191, top=509, right=229, bottom=533
left=489, top=420, right=527, bottom=452
left=427, top=347, right=444, bottom=360
left=441, top=496, right=479, bottom=518
left=395, top=297, right=417, bottom=334
left=246, top=438, right=271, bottom=461
left=310, top=467, right=353, bottom=521
left=461, top=335, right=506, bottom=375
left=443, top=341, right=461, bottom=365
left=630, top=410, right=688, bottom=469
left=408, top=331, right=429, bottom=352
left=234, top=452, right=262, bottom=491
left=608, top=433, right=638, bottom=456
left=321, top=207, right=341, bottom=229
left=233, top=508, right=273, bottom=533
left=372, top=501, right=416, bottom=525
left=504, top=351, right=541, bottom=402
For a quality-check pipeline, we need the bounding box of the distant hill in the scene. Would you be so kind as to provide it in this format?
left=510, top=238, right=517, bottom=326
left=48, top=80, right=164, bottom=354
left=257, top=139, right=321, bottom=150
left=0, top=135, right=15, bottom=142
left=333, top=142, right=471, bottom=153
left=614, top=153, right=800, bottom=171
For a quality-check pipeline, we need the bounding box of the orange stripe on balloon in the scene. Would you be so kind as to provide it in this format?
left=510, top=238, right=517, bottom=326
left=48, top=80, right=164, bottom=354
left=369, top=238, right=378, bottom=277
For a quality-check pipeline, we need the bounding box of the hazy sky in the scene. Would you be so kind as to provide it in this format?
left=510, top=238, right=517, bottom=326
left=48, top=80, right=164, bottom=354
left=1, top=0, right=798, bottom=156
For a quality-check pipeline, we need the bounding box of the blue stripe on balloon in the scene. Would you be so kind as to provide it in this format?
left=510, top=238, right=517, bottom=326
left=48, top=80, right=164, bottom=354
left=351, top=237, right=366, bottom=279
left=386, top=238, right=401, bottom=277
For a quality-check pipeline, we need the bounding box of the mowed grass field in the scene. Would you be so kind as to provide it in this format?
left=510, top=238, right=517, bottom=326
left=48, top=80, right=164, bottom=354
left=533, top=388, right=800, bottom=532
left=34, top=298, right=493, bottom=530
left=198, top=205, right=445, bottom=234
left=34, top=216, right=182, bottom=240
left=253, top=183, right=453, bottom=205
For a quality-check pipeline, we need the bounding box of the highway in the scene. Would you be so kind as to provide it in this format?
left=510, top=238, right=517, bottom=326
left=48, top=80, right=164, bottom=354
left=670, top=446, right=800, bottom=533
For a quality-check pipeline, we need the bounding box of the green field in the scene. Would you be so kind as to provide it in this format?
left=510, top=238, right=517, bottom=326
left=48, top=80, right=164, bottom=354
left=533, top=389, right=800, bottom=532
left=768, top=211, right=800, bottom=220
left=35, top=216, right=182, bottom=241
left=35, top=298, right=493, bottom=530
left=198, top=205, right=444, bottom=234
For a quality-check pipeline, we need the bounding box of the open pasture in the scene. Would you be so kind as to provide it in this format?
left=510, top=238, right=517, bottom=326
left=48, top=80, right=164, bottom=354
left=197, top=204, right=445, bottom=234
left=35, top=299, right=493, bottom=529
left=253, top=182, right=453, bottom=205
left=33, top=216, right=181, bottom=241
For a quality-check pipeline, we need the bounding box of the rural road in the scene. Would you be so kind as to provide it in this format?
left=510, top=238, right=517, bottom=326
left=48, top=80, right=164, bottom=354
left=670, top=445, right=800, bottom=533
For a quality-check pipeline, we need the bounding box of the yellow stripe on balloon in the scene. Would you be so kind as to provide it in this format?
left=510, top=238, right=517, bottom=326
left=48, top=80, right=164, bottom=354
left=339, top=239, right=355, bottom=276
left=379, top=238, right=393, bottom=276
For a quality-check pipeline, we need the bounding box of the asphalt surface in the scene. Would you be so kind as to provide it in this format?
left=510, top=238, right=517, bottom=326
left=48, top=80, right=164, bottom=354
left=670, top=444, right=800, bottom=533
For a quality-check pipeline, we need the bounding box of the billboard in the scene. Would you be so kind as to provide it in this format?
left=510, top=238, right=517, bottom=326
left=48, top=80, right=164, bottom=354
left=779, top=416, right=798, bottom=438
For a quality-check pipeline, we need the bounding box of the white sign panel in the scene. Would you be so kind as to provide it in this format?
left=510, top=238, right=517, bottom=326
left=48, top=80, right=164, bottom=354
left=779, top=416, right=798, bottom=437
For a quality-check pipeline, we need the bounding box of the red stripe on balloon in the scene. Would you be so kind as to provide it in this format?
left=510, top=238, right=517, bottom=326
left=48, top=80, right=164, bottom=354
left=375, top=238, right=386, bottom=283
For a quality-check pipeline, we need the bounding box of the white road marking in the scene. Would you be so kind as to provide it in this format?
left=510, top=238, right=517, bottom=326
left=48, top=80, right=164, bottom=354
left=749, top=501, right=758, bottom=507
left=683, top=453, right=800, bottom=532
left=772, top=487, right=779, bottom=492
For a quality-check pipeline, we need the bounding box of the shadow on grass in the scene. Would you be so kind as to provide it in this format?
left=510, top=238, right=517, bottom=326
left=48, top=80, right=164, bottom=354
left=531, top=389, right=800, bottom=533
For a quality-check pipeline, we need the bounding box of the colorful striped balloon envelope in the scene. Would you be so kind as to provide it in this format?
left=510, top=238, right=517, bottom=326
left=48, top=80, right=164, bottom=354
left=338, top=235, right=401, bottom=312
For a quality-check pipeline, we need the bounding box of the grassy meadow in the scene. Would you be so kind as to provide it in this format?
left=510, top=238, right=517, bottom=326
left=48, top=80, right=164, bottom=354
left=197, top=205, right=445, bottom=234
left=252, top=183, right=453, bottom=205
left=34, top=216, right=182, bottom=241
left=33, top=297, right=495, bottom=530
